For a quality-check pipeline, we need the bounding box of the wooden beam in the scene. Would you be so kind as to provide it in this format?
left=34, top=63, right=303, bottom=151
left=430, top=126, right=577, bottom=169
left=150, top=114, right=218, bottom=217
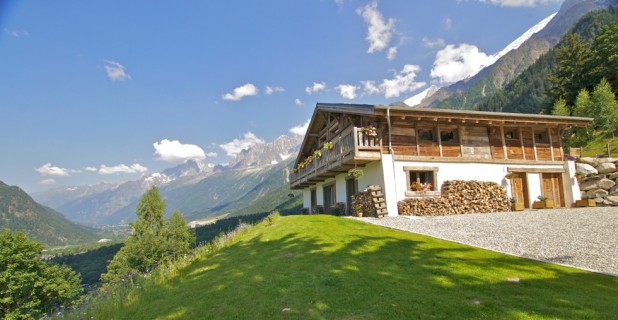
left=437, top=125, right=443, bottom=158
left=519, top=127, right=525, bottom=160
left=500, top=126, right=508, bottom=159
left=531, top=127, right=538, bottom=161
left=548, top=127, right=555, bottom=161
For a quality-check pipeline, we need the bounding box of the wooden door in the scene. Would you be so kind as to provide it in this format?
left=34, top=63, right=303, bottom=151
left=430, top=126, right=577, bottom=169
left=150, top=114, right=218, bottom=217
left=510, top=173, right=528, bottom=208
left=346, top=178, right=358, bottom=215
left=541, top=173, right=564, bottom=207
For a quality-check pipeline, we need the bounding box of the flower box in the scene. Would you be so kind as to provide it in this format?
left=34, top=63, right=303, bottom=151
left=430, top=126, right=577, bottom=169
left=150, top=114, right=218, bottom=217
left=575, top=199, right=596, bottom=207
left=533, top=200, right=554, bottom=209
left=511, top=202, right=525, bottom=211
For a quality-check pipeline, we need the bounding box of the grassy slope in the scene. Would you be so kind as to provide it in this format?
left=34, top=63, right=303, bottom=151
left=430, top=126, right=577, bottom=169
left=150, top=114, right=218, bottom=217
left=111, top=215, right=617, bottom=319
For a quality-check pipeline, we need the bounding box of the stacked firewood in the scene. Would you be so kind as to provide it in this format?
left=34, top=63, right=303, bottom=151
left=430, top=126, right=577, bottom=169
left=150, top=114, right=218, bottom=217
left=398, top=180, right=510, bottom=216
left=351, top=185, right=387, bottom=217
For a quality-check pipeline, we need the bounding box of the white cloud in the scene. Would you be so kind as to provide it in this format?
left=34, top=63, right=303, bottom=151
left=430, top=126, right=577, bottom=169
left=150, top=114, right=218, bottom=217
left=294, top=98, right=304, bottom=106
left=422, top=37, right=446, bottom=49
left=4, top=28, right=29, bottom=37
left=265, top=86, right=285, bottom=95
left=222, top=83, right=258, bottom=101
left=206, top=151, right=218, bottom=157
left=219, top=132, right=265, bottom=158
left=98, top=163, right=148, bottom=175
left=153, top=139, right=206, bottom=164
left=103, top=60, right=131, bottom=81
left=289, top=119, right=311, bottom=136
left=356, top=0, right=395, bottom=54
left=479, top=0, right=560, bottom=7
left=387, top=46, right=398, bottom=60
left=305, top=82, right=326, bottom=95
left=335, top=84, right=360, bottom=100
left=36, top=163, right=70, bottom=177
left=39, top=179, right=56, bottom=185
left=85, top=167, right=98, bottom=172
left=430, top=43, right=494, bottom=84
left=361, top=64, right=426, bottom=99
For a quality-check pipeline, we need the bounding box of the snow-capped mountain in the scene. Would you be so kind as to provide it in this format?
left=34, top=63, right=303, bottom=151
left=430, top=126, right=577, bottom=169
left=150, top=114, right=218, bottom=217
left=228, top=135, right=302, bottom=169
left=404, top=85, right=441, bottom=107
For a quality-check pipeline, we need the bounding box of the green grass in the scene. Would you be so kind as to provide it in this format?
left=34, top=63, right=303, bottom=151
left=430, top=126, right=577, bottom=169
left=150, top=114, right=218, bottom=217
left=94, top=215, right=617, bottom=319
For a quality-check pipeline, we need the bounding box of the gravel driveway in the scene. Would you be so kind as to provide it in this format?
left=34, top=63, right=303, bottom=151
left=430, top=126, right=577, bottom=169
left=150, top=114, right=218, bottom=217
left=356, top=207, right=618, bottom=276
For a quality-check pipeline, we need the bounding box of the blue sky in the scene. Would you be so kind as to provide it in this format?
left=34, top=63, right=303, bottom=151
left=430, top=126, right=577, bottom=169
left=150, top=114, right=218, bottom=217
left=0, top=0, right=562, bottom=192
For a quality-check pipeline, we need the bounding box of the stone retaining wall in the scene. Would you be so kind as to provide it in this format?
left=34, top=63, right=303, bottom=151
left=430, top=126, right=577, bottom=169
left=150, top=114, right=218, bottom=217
left=576, top=157, right=618, bottom=206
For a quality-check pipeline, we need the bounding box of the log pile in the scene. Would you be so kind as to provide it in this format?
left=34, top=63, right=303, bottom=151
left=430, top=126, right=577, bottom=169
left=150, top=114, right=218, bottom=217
left=398, top=180, right=510, bottom=216
left=351, top=185, right=387, bottom=217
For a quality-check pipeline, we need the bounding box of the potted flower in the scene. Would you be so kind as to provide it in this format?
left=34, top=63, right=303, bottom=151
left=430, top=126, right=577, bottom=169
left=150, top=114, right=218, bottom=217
left=410, top=181, right=432, bottom=194
left=348, top=168, right=364, bottom=179
left=360, top=126, right=378, bottom=137
left=313, top=150, right=322, bottom=158
left=510, top=197, right=524, bottom=211
left=355, top=206, right=363, bottom=218
left=575, top=194, right=596, bottom=207
left=323, top=142, right=334, bottom=150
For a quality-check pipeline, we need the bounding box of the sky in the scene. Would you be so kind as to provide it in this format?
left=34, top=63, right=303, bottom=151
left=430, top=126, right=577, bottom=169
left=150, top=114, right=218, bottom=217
left=0, top=0, right=563, bottom=193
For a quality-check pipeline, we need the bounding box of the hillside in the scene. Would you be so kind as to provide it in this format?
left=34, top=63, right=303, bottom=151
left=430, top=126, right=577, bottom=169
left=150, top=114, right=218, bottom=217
left=0, top=181, right=97, bottom=246
left=415, top=0, right=613, bottom=110
left=92, top=215, right=618, bottom=319
left=475, top=5, right=618, bottom=114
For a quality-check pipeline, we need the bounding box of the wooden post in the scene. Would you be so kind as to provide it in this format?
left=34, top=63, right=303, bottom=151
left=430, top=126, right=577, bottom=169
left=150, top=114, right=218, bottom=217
left=500, top=126, right=507, bottom=159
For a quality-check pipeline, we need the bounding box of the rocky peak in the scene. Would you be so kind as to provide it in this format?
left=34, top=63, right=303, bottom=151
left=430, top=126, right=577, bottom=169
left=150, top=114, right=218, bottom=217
left=228, top=135, right=302, bottom=170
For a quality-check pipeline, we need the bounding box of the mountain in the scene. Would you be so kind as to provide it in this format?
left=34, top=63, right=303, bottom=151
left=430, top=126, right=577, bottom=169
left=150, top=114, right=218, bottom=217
left=0, top=180, right=97, bottom=246
left=408, top=0, right=612, bottom=110
left=475, top=4, right=618, bottom=114
left=32, top=135, right=303, bottom=226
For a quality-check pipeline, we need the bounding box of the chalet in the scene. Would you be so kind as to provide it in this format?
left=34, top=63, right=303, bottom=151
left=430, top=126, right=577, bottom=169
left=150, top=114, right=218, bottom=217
left=290, top=103, right=592, bottom=216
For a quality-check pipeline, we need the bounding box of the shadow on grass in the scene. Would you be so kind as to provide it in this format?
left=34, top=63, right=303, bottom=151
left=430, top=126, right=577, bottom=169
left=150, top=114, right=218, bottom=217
left=118, top=215, right=618, bottom=319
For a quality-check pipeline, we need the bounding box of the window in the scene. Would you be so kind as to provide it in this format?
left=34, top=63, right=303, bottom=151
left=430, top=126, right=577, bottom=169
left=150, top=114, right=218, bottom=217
left=504, top=128, right=518, bottom=140
left=534, top=129, right=549, bottom=144
left=418, top=128, right=435, bottom=142
left=323, top=183, right=336, bottom=211
left=440, top=129, right=458, bottom=144
left=404, top=166, right=439, bottom=196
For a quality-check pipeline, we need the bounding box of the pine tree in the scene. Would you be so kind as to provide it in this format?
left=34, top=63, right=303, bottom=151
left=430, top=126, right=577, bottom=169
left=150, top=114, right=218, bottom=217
left=549, top=32, right=593, bottom=106
left=590, top=78, right=618, bottom=136
left=551, top=97, right=570, bottom=116
left=591, top=23, right=618, bottom=92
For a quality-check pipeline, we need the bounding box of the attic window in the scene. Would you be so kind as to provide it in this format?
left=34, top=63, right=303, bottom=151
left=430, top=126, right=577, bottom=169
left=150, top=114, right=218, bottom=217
left=504, top=128, right=519, bottom=140
left=534, top=130, right=549, bottom=144
left=418, top=128, right=435, bottom=142
left=440, top=129, right=458, bottom=144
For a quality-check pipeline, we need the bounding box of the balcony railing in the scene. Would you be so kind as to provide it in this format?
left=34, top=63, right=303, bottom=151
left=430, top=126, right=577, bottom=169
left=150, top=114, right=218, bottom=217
left=290, top=126, right=381, bottom=187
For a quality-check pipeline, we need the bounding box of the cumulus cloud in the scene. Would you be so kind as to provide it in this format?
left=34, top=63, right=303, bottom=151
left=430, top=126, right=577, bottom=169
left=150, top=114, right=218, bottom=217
left=265, top=86, right=285, bottom=95
left=39, top=179, right=56, bottom=185
left=103, top=60, right=131, bottom=81
left=36, top=163, right=70, bottom=177
left=219, top=132, right=265, bottom=158
left=356, top=0, right=395, bottom=54
left=85, top=167, right=98, bottom=172
left=430, top=43, right=494, bottom=84
left=206, top=151, right=218, bottom=158
left=360, top=64, right=426, bottom=99
left=294, top=98, right=304, bottom=106
left=335, top=84, right=360, bottom=100
left=153, top=139, right=206, bottom=164
left=222, top=83, right=258, bottom=101
left=289, top=119, right=311, bottom=136
left=387, top=47, right=398, bottom=61
left=305, top=82, right=326, bottom=95
left=479, top=0, right=560, bottom=7
left=98, top=163, right=148, bottom=175
left=422, top=37, right=446, bottom=49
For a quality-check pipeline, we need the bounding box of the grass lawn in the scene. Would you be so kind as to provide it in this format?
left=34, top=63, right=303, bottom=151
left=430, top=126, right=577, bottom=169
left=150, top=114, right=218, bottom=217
left=109, top=215, right=617, bottom=319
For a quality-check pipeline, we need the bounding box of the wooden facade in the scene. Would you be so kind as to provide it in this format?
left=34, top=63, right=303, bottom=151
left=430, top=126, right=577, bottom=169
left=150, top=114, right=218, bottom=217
left=290, top=103, right=591, bottom=190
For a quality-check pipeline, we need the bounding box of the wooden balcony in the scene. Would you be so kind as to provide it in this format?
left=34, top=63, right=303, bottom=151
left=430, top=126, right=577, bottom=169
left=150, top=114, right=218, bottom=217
left=290, top=126, right=382, bottom=189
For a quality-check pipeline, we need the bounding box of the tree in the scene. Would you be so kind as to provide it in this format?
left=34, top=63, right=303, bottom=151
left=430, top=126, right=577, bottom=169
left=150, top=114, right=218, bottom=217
left=590, top=78, right=618, bottom=136
left=163, top=210, right=195, bottom=260
left=0, top=229, right=81, bottom=319
left=551, top=97, right=570, bottom=116
left=548, top=32, right=593, bottom=106
left=102, top=186, right=167, bottom=283
left=102, top=186, right=194, bottom=283
left=572, top=89, right=594, bottom=146
left=591, top=23, right=618, bottom=93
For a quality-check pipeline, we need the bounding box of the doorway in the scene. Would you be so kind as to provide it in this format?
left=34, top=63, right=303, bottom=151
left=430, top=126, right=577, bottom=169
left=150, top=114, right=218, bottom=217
left=510, top=173, right=529, bottom=208
left=541, top=173, right=564, bottom=207
left=346, top=178, right=358, bottom=215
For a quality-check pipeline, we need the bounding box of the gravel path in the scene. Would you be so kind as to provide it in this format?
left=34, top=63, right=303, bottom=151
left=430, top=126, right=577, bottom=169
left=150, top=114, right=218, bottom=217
left=355, top=207, right=618, bottom=276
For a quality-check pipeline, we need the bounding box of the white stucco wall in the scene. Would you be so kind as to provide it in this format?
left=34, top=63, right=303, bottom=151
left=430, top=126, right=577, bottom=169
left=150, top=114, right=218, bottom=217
left=303, top=189, right=311, bottom=209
